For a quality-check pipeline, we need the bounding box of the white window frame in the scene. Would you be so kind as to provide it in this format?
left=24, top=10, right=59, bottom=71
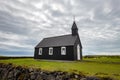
left=39, top=48, right=42, bottom=55
left=61, top=47, right=66, bottom=55
left=49, top=47, right=53, bottom=55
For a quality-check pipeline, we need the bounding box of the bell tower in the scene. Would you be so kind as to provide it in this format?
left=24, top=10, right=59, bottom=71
left=71, top=21, right=78, bottom=36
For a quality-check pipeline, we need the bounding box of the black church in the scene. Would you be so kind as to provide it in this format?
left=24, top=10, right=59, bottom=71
left=34, top=21, right=82, bottom=61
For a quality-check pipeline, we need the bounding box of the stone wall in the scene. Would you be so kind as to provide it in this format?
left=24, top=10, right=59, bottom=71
left=0, top=63, right=112, bottom=80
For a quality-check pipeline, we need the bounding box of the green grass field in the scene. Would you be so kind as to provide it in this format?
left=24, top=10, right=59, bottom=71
left=0, top=56, right=120, bottom=80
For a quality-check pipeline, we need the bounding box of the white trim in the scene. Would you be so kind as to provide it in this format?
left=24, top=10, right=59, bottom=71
left=77, top=44, right=80, bottom=60
left=61, top=47, right=66, bottom=55
left=39, top=48, right=42, bottom=55
left=49, top=47, right=53, bottom=55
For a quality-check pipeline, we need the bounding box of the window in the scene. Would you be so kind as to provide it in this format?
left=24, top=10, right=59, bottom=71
left=61, top=47, right=66, bottom=55
left=49, top=47, right=53, bottom=55
left=39, top=48, right=42, bottom=55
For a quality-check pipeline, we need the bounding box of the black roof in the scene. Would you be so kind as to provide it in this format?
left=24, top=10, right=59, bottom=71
left=72, top=21, right=78, bottom=30
left=35, top=34, right=78, bottom=48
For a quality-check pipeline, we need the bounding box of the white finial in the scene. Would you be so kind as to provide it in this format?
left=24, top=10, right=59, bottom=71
left=73, top=15, right=75, bottom=21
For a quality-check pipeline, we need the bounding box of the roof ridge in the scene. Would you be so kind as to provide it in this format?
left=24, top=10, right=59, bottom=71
left=44, top=34, right=72, bottom=39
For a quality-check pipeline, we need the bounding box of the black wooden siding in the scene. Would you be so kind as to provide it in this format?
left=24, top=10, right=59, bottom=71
left=34, top=46, right=74, bottom=60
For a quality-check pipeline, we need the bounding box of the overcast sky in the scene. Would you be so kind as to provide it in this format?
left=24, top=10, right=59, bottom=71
left=0, top=0, right=120, bottom=56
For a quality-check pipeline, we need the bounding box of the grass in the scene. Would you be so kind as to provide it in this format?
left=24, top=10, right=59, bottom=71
left=0, top=56, right=120, bottom=80
left=84, top=55, right=120, bottom=63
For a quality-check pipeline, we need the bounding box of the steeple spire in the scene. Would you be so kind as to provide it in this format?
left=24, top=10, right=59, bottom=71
left=73, top=15, right=75, bottom=21
left=71, top=21, right=78, bottom=36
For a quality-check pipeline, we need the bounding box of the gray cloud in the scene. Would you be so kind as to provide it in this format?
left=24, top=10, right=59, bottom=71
left=0, top=0, right=120, bottom=56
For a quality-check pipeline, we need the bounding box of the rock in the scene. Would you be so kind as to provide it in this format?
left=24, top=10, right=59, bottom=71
left=29, top=68, right=34, bottom=72
left=30, top=72, right=36, bottom=80
left=46, top=75, right=56, bottom=80
left=18, top=73, right=26, bottom=80
left=74, top=74, right=79, bottom=79
left=0, top=68, right=8, bottom=79
left=36, top=74, right=44, bottom=80
left=7, top=71, right=14, bottom=79
left=62, top=75, right=70, bottom=80
left=30, top=71, right=41, bottom=80
left=2, top=69, right=10, bottom=80
left=86, top=76, right=100, bottom=80
left=56, top=75, right=63, bottom=80
left=14, top=69, right=21, bottom=79
left=40, top=73, right=49, bottom=80
left=23, top=73, right=30, bottom=80
left=0, top=68, right=2, bottom=73
left=80, top=78, right=87, bottom=80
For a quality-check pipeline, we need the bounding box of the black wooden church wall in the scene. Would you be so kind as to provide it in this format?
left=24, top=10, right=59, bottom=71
left=34, top=46, right=75, bottom=61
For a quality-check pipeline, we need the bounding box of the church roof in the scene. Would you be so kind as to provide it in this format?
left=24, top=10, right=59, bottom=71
left=35, top=34, right=78, bottom=48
